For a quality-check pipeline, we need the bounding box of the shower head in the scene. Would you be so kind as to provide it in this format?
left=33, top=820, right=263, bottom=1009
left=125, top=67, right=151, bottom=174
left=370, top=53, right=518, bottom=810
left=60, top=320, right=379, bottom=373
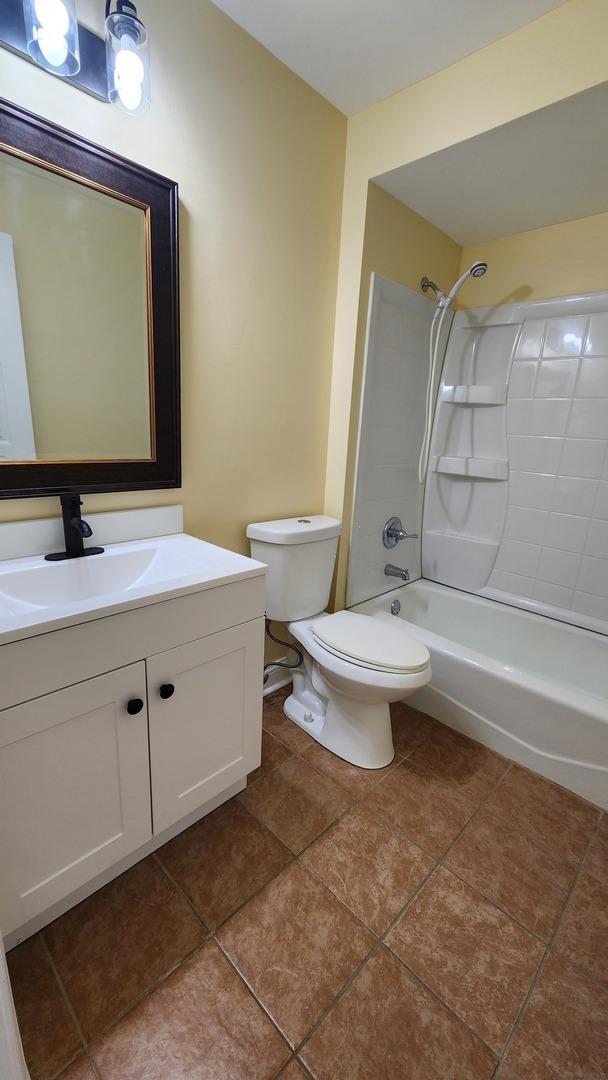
left=421, top=262, right=488, bottom=309
left=470, top=261, right=488, bottom=278
left=442, top=261, right=489, bottom=307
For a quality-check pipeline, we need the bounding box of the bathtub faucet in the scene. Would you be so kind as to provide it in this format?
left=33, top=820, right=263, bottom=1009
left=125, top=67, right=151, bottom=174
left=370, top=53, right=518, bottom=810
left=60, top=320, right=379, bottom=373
left=384, top=563, right=410, bottom=582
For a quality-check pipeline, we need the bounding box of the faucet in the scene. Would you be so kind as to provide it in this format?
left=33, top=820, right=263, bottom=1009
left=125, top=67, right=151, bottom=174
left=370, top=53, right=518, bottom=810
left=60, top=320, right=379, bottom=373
left=382, top=516, right=419, bottom=549
left=385, top=563, right=410, bottom=582
left=45, top=494, right=105, bottom=562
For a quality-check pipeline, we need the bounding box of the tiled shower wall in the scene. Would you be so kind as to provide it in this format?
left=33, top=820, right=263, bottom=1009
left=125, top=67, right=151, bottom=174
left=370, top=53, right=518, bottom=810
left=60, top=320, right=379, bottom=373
left=347, top=275, right=436, bottom=607
left=424, top=292, right=608, bottom=635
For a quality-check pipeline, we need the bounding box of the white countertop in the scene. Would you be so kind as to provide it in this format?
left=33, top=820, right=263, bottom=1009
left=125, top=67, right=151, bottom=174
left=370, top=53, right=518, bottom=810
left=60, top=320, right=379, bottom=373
left=0, top=533, right=266, bottom=646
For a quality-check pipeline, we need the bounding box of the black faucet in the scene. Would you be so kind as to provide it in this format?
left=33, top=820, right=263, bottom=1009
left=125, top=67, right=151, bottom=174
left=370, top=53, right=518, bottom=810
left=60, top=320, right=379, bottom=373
left=45, top=494, right=105, bottom=561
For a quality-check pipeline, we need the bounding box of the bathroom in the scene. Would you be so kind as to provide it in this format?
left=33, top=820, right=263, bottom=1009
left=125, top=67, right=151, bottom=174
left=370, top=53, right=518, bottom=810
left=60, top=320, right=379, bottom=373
left=0, top=0, right=606, bottom=1077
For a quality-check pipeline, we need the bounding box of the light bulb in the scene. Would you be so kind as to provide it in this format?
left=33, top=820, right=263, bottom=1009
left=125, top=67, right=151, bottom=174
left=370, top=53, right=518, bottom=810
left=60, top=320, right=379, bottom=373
left=37, top=26, right=69, bottom=66
left=115, top=40, right=145, bottom=111
left=25, top=0, right=79, bottom=74
left=34, top=0, right=69, bottom=34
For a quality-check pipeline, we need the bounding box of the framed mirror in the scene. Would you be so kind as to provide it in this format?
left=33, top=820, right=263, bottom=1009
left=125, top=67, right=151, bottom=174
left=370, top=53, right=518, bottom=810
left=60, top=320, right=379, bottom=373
left=0, top=97, right=180, bottom=498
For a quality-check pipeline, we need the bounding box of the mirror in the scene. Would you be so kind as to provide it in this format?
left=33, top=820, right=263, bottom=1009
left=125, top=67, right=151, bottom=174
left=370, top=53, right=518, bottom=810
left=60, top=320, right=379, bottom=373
left=0, top=98, right=180, bottom=497
left=0, top=149, right=151, bottom=462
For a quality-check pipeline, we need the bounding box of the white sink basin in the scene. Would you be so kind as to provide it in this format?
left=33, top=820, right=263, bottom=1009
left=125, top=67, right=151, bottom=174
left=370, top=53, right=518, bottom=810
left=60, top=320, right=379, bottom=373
left=0, top=533, right=265, bottom=644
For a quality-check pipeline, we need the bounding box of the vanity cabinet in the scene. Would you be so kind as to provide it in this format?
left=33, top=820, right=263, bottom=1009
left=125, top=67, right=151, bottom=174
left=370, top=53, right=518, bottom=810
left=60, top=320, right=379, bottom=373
left=0, top=569, right=265, bottom=945
left=147, top=621, right=263, bottom=833
left=0, top=664, right=152, bottom=936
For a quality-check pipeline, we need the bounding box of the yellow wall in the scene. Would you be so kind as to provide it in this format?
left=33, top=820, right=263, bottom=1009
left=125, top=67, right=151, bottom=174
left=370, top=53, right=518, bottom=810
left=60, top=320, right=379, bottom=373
left=0, top=0, right=346, bottom=558
left=0, top=151, right=150, bottom=459
left=333, top=181, right=461, bottom=606
left=325, top=0, right=608, bottom=605
left=458, top=211, right=608, bottom=309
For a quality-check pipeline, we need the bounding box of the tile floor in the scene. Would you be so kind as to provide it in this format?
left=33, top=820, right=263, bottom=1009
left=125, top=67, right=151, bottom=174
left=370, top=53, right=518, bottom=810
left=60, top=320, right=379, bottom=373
left=7, top=686, right=608, bottom=1080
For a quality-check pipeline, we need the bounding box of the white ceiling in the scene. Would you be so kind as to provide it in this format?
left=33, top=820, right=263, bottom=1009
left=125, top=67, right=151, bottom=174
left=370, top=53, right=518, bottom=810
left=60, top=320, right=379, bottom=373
left=375, top=82, right=608, bottom=245
left=210, top=0, right=566, bottom=115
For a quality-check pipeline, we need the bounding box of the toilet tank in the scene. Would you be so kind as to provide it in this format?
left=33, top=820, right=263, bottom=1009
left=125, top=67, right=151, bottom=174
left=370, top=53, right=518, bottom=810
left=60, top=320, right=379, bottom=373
left=246, top=515, right=341, bottom=622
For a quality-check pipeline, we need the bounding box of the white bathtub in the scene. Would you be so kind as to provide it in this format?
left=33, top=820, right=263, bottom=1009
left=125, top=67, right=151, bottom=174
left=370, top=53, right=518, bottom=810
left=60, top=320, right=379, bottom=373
left=352, top=579, right=608, bottom=809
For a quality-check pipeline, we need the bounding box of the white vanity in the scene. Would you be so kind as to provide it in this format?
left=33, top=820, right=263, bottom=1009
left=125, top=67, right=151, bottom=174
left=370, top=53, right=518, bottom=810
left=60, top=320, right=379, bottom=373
left=0, top=513, right=266, bottom=948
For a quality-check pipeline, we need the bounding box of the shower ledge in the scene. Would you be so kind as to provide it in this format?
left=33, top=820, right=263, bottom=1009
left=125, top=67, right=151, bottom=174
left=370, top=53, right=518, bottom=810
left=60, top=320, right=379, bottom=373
left=435, top=456, right=509, bottom=481
left=441, top=384, right=507, bottom=405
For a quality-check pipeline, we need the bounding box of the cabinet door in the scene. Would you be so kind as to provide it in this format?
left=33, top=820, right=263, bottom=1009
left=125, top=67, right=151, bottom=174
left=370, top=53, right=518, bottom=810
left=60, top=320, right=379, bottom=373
left=147, top=619, right=264, bottom=834
left=0, top=663, right=151, bottom=937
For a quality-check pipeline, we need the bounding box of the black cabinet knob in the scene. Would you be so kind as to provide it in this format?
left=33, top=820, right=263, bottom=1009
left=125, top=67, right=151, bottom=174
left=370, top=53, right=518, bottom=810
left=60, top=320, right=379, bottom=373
left=159, top=683, right=175, bottom=699
left=126, top=697, right=144, bottom=715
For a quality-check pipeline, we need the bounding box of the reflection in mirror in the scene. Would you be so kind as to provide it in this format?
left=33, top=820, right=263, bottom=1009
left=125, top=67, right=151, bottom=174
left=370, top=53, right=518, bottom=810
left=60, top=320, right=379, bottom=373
left=0, top=148, right=151, bottom=463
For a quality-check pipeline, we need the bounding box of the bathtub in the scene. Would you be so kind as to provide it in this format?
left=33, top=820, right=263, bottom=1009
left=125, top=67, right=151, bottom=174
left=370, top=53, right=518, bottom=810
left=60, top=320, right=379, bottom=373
left=352, top=579, right=608, bottom=809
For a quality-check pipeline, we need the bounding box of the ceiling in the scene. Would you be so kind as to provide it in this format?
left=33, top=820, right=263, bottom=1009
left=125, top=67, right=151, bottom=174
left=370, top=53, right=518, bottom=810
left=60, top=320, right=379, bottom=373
left=374, top=82, right=608, bottom=245
left=210, top=0, right=567, bottom=115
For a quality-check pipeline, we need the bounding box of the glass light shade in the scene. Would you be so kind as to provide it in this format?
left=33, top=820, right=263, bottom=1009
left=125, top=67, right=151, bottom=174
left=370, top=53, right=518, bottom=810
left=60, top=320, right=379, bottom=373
left=23, top=0, right=80, bottom=76
left=105, top=11, right=150, bottom=114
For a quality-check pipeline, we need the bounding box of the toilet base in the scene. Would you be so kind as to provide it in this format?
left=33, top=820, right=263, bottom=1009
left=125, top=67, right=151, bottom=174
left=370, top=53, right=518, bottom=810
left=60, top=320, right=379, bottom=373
left=284, top=659, right=394, bottom=769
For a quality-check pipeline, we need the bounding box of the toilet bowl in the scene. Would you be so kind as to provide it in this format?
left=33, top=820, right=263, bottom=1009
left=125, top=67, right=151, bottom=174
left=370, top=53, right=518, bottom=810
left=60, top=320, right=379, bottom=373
left=246, top=515, right=431, bottom=769
left=286, top=610, right=431, bottom=768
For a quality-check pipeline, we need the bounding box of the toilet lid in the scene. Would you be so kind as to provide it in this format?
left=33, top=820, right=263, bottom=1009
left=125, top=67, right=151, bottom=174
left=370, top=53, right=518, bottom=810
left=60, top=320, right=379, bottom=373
left=312, top=610, right=430, bottom=674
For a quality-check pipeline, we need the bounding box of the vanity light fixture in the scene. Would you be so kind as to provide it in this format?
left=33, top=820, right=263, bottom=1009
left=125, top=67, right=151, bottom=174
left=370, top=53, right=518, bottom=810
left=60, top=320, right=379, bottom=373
left=22, top=0, right=80, bottom=75
left=105, top=0, right=150, bottom=113
left=2, top=0, right=150, bottom=109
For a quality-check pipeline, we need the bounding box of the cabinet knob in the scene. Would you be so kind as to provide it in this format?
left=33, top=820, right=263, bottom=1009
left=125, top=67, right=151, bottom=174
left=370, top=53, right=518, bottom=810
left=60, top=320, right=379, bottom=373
left=159, top=683, right=175, bottom=700
left=126, top=697, right=144, bottom=715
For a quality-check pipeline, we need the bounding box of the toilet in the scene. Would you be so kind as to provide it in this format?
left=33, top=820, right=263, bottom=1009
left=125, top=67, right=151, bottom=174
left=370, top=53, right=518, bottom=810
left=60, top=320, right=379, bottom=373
left=247, top=515, right=431, bottom=769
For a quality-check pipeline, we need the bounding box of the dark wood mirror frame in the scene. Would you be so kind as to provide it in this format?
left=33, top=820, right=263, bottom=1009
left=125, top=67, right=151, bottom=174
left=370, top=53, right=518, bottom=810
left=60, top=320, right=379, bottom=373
left=0, top=97, right=180, bottom=498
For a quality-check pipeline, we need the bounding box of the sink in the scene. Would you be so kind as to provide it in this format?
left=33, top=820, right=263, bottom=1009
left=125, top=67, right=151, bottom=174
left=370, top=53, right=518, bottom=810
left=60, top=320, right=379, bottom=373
left=0, top=533, right=265, bottom=644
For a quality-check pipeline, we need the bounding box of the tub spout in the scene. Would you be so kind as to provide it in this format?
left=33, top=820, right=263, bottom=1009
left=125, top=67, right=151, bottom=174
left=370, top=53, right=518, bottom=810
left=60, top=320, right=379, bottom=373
left=384, top=563, right=410, bottom=582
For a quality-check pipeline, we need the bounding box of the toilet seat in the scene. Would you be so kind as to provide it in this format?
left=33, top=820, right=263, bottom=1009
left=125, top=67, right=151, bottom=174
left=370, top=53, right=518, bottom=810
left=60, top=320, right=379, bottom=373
left=312, top=610, right=430, bottom=675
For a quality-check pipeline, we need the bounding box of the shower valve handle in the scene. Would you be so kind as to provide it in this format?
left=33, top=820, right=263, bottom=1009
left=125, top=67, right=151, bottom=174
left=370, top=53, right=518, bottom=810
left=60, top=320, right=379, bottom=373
left=383, top=517, right=419, bottom=549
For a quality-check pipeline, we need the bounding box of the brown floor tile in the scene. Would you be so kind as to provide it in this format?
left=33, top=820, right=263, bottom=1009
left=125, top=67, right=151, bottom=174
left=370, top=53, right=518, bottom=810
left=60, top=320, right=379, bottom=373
left=263, top=691, right=313, bottom=752
left=506, top=951, right=608, bottom=1079
left=57, top=1057, right=96, bottom=1079
left=408, top=724, right=509, bottom=803
left=364, top=757, right=477, bottom=857
left=249, top=729, right=294, bottom=783
left=301, top=741, right=400, bottom=796
left=158, top=800, right=292, bottom=928
left=301, top=803, right=434, bottom=935
left=300, top=945, right=496, bottom=1080
left=485, top=765, right=600, bottom=864
left=496, top=1067, right=523, bottom=1080
left=44, top=855, right=204, bottom=1039
left=553, top=870, right=608, bottom=987
left=587, top=814, right=608, bottom=885
left=386, top=866, right=544, bottom=1053
left=238, top=755, right=350, bottom=853
left=444, top=807, right=575, bottom=940
left=7, top=934, right=82, bottom=1080
left=217, top=862, right=373, bottom=1047
left=92, top=940, right=289, bottom=1080
left=390, top=700, right=440, bottom=757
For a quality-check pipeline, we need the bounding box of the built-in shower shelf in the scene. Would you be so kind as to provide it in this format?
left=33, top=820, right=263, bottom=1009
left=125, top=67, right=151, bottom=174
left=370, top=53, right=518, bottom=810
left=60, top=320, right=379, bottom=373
left=435, top=456, right=509, bottom=481
left=441, top=384, right=507, bottom=405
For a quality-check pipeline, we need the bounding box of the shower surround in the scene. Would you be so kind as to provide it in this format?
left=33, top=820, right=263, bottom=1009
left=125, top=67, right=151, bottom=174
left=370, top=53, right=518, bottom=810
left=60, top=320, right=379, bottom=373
left=424, top=290, right=608, bottom=636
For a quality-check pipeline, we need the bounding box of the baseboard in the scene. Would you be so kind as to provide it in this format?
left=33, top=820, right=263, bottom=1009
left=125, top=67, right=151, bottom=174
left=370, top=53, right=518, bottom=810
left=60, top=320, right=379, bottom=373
left=263, top=660, right=293, bottom=697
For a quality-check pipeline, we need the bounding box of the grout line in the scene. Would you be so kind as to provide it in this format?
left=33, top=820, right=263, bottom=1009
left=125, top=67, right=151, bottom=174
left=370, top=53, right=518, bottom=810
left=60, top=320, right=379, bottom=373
left=213, top=938, right=294, bottom=1061
left=498, top=808, right=604, bottom=1069
left=82, top=938, right=208, bottom=1057
left=38, top=932, right=88, bottom=1063
left=152, top=851, right=210, bottom=933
